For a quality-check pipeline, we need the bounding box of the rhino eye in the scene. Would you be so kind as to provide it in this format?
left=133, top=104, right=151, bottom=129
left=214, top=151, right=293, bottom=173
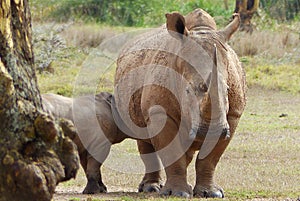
left=226, top=85, right=230, bottom=95
left=199, top=83, right=208, bottom=92
left=191, top=83, right=207, bottom=97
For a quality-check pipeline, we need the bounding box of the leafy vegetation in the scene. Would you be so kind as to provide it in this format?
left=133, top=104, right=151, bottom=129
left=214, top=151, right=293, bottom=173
left=260, top=0, right=300, bottom=21
left=30, top=0, right=233, bottom=26
left=30, top=0, right=299, bottom=27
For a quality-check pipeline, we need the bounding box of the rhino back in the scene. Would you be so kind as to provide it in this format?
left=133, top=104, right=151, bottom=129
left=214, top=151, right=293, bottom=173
left=42, top=93, right=73, bottom=120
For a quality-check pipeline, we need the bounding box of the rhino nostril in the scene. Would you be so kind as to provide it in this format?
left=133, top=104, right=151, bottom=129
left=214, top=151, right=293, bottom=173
left=222, top=128, right=230, bottom=140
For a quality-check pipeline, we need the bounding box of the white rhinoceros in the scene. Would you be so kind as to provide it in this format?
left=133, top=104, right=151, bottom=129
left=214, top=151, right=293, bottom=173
left=42, top=92, right=129, bottom=194
left=114, top=8, right=246, bottom=198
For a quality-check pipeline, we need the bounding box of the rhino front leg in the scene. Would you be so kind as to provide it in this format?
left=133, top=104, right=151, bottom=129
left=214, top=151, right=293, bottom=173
left=160, top=155, right=193, bottom=198
left=137, top=140, right=163, bottom=193
left=83, top=155, right=107, bottom=194
left=194, top=114, right=241, bottom=198
left=151, top=116, right=193, bottom=198
left=194, top=135, right=233, bottom=198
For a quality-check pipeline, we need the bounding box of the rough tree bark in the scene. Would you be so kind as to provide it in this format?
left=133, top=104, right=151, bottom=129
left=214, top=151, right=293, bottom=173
left=0, top=0, right=79, bottom=201
left=234, top=0, right=260, bottom=33
left=224, top=0, right=229, bottom=10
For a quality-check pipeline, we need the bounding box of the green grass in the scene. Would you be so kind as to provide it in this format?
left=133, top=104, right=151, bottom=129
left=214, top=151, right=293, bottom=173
left=69, top=198, right=81, bottom=201
left=36, top=46, right=86, bottom=96
left=245, top=63, right=300, bottom=94
left=34, top=23, right=127, bottom=96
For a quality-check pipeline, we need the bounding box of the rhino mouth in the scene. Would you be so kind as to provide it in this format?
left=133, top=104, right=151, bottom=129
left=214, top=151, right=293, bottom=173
left=190, top=122, right=230, bottom=141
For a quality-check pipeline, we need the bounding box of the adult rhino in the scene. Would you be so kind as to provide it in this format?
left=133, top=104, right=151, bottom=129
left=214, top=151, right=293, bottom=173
left=42, top=92, right=128, bottom=194
left=114, top=8, right=246, bottom=198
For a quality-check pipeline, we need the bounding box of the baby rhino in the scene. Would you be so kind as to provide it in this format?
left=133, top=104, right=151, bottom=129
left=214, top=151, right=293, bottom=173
left=42, top=92, right=128, bottom=194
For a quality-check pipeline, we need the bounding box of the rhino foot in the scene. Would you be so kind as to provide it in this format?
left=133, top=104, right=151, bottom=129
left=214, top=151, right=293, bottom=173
left=82, top=179, right=107, bottom=194
left=193, top=185, right=224, bottom=198
left=159, top=184, right=193, bottom=198
left=138, top=182, right=162, bottom=193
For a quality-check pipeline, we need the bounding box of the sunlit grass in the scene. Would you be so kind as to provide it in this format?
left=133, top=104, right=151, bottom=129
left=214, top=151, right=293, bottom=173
left=245, top=63, right=300, bottom=94
left=36, top=47, right=86, bottom=96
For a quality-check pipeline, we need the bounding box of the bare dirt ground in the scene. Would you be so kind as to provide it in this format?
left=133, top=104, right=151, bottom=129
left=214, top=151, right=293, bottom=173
left=53, top=87, right=300, bottom=201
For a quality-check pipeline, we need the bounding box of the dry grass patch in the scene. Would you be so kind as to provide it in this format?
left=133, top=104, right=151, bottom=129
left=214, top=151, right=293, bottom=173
left=229, top=27, right=300, bottom=94
left=230, top=29, right=299, bottom=59
left=61, top=24, right=117, bottom=48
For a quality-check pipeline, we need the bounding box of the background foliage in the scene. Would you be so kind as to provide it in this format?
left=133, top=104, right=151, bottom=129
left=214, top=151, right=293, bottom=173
left=260, top=0, right=300, bottom=21
left=31, top=0, right=299, bottom=26
left=30, top=0, right=230, bottom=26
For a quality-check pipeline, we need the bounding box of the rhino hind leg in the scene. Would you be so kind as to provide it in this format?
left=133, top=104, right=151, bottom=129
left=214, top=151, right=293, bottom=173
left=83, top=178, right=107, bottom=194
left=82, top=156, right=107, bottom=194
left=137, top=140, right=163, bottom=193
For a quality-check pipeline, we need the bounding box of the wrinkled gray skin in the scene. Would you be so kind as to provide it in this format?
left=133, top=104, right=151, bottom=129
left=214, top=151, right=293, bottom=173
left=114, top=9, right=246, bottom=198
left=42, top=92, right=128, bottom=194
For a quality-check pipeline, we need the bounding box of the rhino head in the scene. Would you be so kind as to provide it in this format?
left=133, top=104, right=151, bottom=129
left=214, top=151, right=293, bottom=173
left=165, top=9, right=240, bottom=142
left=166, top=8, right=240, bottom=41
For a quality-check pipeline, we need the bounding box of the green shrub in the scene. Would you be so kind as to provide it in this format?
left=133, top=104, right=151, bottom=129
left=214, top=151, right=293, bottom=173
left=260, top=0, right=300, bottom=21
left=31, top=0, right=232, bottom=27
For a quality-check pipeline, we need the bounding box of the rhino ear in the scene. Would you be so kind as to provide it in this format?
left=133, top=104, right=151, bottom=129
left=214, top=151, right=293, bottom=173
left=166, top=12, right=188, bottom=40
left=218, top=13, right=240, bottom=41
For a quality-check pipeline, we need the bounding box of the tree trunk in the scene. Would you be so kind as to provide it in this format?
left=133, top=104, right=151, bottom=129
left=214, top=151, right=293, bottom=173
left=224, top=0, right=229, bottom=10
left=0, top=1, right=79, bottom=201
left=234, top=0, right=260, bottom=33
